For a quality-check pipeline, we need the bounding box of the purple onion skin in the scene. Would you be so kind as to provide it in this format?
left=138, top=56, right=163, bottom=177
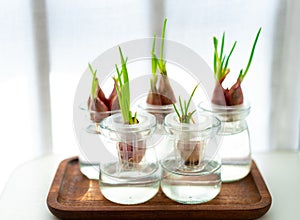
left=212, top=79, right=244, bottom=106
left=146, top=92, right=162, bottom=106
left=118, top=141, right=146, bottom=164
left=87, top=96, right=110, bottom=123
left=158, top=75, right=176, bottom=105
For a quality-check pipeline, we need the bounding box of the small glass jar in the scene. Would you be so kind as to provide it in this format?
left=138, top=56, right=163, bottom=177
left=99, top=112, right=160, bottom=205
left=137, top=97, right=174, bottom=133
left=78, top=104, right=119, bottom=179
left=199, top=102, right=251, bottom=182
left=161, top=111, right=221, bottom=204
left=137, top=97, right=174, bottom=161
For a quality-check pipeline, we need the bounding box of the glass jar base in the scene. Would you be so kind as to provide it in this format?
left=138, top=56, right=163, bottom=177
left=221, top=162, right=251, bottom=182
left=161, top=159, right=221, bottom=204
left=99, top=165, right=160, bottom=205
left=161, top=184, right=220, bottom=204
left=100, top=184, right=159, bottom=205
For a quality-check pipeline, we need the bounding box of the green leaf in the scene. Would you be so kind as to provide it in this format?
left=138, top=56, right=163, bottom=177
left=186, top=110, right=197, bottom=123
left=88, top=63, right=98, bottom=99
left=212, top=28, right=261, bottom=90
left=240, top=27, right=262, bottom=81
left=186, top=84, right=199, bottom=114
left=151, top=37, right=159, bottom=87
left=151, top=35, right=157, bottom=74
left=119, top=46, right=129, bottom=84
left=220, top=32, right=225, bottom=61
left=184, top=101, right=187, bottom=118
left=213, top=37, right=222, bottom=80
left=114, top=46, right=137, bottom=124
left=173, top=103, right=181, bottom=120
left=220, top=55, right=226, bottom=76
left=213, top=37, right=218, bottom=51
left=133, top=112, right=137, bottom=123
left=213, top=52, right=217, bottom=74
left=224, top=41, right=237, bottom=70
left=160, top=18, right=167, bottom=64
left=238, top=69, right=243, bottom=79
left=153, top=18, right=168, bottom=75
left=213, top=33, right=238, bottom=82
left=115, top=64, right=122, bottom=87
left=173, top=84, right=198, bottom=124
left=128, top=111, right=133, bottom=124
left=179, top=96, right=184, bottom=115
left=152, top=34, right=156, bottom=53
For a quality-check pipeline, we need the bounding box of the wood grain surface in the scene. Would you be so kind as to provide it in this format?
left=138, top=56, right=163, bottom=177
left=47, top=157, right=272, bottom=220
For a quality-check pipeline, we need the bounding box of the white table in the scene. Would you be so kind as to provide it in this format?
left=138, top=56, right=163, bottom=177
left=0, top=151, right=299, bottom=219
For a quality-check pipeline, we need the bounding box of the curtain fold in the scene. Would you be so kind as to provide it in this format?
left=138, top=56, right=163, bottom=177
left=30, top=0, right=52, bottom=154
left=270, top=0, right=300, bottom=150
left=1, top=0, right=299, bottom=164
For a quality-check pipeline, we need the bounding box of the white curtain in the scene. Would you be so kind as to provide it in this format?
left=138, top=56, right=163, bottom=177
left=45, top=0, right=300, bottom=153
left=1, top=0, right=299, bottom=192
left=270, top=0, right=300, bottom=150
left=0, top=0, right=52, bottom=191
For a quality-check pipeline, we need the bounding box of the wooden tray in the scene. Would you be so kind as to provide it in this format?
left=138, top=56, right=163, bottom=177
left=47, top=157, right=272, bottom=220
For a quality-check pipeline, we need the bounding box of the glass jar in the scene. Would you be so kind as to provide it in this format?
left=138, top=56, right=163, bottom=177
left=99, top=112, right=160, bottom=205
left=137, top=97, right=174, bottom=133
left=161, top=111, right=221, bottom=204
left=78, top=104, right=120, bottom=179
left=137, top=97, right=174, bottom=161
left=199, top=102, right=251, bottom=182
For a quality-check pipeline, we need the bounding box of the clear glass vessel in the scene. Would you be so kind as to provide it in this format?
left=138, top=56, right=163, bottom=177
left=161, top=111, right=221, bottom=204
left=199, top=102, right=251, bottom=182
left=78, top=104, right=119, bottom=179
left=137, top=97, right=175, bottom=161
left=99, top=112, right=160, bottom=205
left=137, top=97, right=174, bottom=133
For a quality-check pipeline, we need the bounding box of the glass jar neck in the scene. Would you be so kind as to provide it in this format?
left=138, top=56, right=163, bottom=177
left=219, top=119, right=248, bottom=135
left=100, top=112, right=157, bottom=142
left=164, top=112, right=221, bottom=140
left=199, top=101, right=251, bottom=123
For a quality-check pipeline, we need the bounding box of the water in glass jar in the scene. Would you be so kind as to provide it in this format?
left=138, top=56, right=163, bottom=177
left=219, top=127, right=251, bottom=182
left=99, top=163, right=160, bottom=205
left=161, top=159, right=221, bottom=204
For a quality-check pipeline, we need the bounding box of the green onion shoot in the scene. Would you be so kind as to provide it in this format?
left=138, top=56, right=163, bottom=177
left=114, top=46, right=138, bottom=124
left=212, top=28, right=261, bottom=106
left=173, top=84, right=199, bottom=123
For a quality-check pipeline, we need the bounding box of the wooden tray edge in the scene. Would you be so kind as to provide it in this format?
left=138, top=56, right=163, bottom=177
left=249, top=161, right=272, bottom=216
left=46, top=157, right=272, bottom=220
left=47, top=156, right=78, bottom=214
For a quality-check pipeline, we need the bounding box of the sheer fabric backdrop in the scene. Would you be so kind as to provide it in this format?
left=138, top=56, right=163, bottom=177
left=0, top=0, right=299, bottom=192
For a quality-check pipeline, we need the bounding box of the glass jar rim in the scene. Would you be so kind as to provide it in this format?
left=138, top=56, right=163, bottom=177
left=198, top=101, right=250, bottom=119
left=164, top=111, right=221, bottom=133
left=79, top=102, right=121, bottom=115
left=100, top=111, right=157, bottom=134
left=137, top=97, right=174, bottom=113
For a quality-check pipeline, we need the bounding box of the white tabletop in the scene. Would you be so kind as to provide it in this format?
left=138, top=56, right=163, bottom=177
left=0, top=151, right=299, bottom=220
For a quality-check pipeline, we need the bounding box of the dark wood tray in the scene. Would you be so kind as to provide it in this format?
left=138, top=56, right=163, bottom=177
left=47, top=157, right=272, bottom=220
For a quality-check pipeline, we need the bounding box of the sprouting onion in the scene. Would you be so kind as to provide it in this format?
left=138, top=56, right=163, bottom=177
left=147, top=18, right=176, bottom=105
left=212, top=28, right=262, bottom=106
